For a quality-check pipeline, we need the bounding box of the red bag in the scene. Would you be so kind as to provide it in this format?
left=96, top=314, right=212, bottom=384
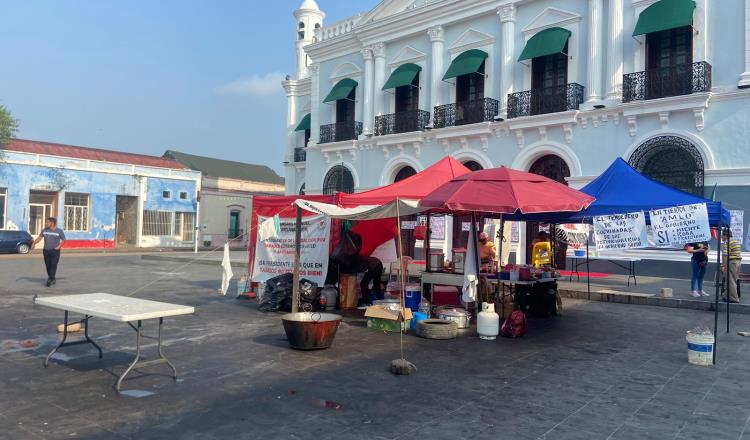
left=414, top=225, right=427, bottom=241
left=501, top=310, right=528, bottom=338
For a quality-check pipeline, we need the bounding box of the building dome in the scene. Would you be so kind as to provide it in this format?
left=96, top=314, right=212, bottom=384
left=298, top=0, right=320, bottom=11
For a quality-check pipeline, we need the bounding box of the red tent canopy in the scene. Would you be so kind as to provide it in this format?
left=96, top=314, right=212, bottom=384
left=419, top=167, right=595, bottom=215
left=338, top=156, right=471, bottom=207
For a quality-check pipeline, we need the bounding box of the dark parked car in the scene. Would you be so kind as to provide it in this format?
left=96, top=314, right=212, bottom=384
left=0, top=230, right=33, bottom=254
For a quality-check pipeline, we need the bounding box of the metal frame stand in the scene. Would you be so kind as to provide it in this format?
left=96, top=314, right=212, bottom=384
left=44, top=311, right=103, bottom=367
left=116, top=318, right=177, bottom=392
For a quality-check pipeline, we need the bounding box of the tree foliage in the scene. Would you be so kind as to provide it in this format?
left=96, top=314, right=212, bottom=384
left=0, top=105, right=19, bottom=148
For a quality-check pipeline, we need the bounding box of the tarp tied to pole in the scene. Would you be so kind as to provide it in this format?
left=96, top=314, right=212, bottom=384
left=295, top=199, right=426, bottom=221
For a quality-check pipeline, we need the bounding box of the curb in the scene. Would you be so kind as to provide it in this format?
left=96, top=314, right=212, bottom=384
left=559, top=289, right=750, bottom=315
left=140, top=254, right=249, bottom=269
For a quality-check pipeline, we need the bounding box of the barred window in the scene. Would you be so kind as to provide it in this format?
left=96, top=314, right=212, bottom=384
left=142, top=211, right=174, bottom=236
left=162, top=190, right=171, bottom=199
left=179, top=191, right=188, bottom=200
left=175, top=212, right=195, bottom=242
left=0, top=188, right=6, bottom=229
left=64, top=193, right=90, bottom=232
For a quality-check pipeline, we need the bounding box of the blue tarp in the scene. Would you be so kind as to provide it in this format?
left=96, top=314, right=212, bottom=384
left=505, top=158, right=730, bottom=226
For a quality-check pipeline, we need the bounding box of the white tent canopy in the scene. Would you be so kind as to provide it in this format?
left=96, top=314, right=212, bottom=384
left=294, top=198, right=426, bottom=220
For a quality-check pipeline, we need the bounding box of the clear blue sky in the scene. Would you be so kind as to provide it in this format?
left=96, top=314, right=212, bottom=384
left=0, top=1, right=375, bottom=174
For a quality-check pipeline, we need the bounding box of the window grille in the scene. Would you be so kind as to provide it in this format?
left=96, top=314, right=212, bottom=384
left=64, top=193, right=90, bottom=232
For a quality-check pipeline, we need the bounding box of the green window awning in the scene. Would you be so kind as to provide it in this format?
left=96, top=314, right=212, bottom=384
left=633, top=0, right=696, bottom=36
left=382, top=63, right=422, bottom=90
left=294, top=113, right=311, bottom=132
left=442, top=49, right=488, bottom=81
left=518, top=27, right=572, bottom=61
left=323, top=78, right=358, bottom=103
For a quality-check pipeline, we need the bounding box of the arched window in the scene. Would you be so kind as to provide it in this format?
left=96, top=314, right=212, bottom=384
left=298, top=22, right=305, bottom=40
left=629, top=136, right=704, bottom=196
left=322, top=165, right=354, bottom=195
left=299, top=183, right=306, bottom=195
left=529, top=154, right=571, bottom=185
left=314, top=23, right=321, bottom=29
left=462, top=160, right=484, bottom=172
left=394, top=166, right=417, bottom=183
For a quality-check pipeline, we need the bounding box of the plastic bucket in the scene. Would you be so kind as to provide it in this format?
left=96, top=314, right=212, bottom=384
left=574, top=249, right=586, bottom=257
left=405, top=284, right=422, bottom=312
left=410, top=312, right=429, bottom=329
left=686, top=333, right=714, bottom=366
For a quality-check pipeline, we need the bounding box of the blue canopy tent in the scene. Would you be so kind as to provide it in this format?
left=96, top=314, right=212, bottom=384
left=502, top=158, right=730, bottom=364
left=504, top=158, right=730, bottom=225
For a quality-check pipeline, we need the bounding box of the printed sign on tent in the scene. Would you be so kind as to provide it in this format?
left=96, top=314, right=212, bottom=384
left=649, top=203, right=711, bottom=247
left=730, top=210, right=744, bottom=245
left=592, top=212, right=648, bottom=250
left=252, top=215, right=330, bottom=285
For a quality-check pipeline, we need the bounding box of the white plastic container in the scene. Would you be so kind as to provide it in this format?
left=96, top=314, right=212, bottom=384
left=321, top=286, right=338, bottom=311
left=509, top=270, right=520, bottom=282
left=478, top=302, right=500, bottom=340
left=686, top=332, right=714, bottom=366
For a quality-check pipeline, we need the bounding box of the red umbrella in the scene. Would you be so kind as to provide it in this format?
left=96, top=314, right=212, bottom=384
left=419, top=167, right=595, bottom=214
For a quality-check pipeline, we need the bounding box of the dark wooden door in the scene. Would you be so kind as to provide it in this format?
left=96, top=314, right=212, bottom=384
left=645, top=26, right=693, bottom=98
left=532, top=44, right=568, bottom=114
left=455, top=61, right=485, bottom=124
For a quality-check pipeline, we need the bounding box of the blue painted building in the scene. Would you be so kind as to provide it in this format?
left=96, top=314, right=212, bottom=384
left=0, top=139, right=202, bottom=249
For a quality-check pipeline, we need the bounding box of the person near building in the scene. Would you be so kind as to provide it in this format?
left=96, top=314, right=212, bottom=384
left=685, top=241, right=710, bottom=298
left=722, top=230, right=742, bottom=303
left=331, top=230, right=383, bottom=307
left=31, top=217, right=66, bottom=287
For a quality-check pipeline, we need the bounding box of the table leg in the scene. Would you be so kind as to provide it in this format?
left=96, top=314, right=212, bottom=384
left=44, top=312, right=104, bottom=367
left=116, top=318, right=178, bottom=392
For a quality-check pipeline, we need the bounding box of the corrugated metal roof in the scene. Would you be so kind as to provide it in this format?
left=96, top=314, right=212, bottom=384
left=163, top=150, right=284, bottom=185
left=3, top=139, right=188, bottom=170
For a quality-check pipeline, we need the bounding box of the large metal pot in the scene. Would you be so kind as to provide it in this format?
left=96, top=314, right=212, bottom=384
left=281, top=312, right=342, bottom=350
left=436, top=307, right=471, bottom=329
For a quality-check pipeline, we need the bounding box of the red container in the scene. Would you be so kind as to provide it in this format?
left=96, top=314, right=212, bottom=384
left=432, top=286, right=460, bottom=306
left=519, top=267, right=532, bottom=281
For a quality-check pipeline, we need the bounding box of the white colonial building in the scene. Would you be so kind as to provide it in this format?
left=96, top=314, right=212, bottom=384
left=283, top=0, right=750, bottom=258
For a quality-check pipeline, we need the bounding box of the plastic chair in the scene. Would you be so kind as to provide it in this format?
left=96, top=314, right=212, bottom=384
left=532, top=242, right=552, bottom=268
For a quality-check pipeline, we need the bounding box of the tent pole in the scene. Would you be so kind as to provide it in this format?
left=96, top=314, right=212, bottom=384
left=498, top=215, right=504, bottom=269
left=586, top=237, right=591, bottom=301
left=291, top=206, right=303, bottom=314
left=713, top=205, right=723, bottom=364
left=425, top=213, right=432, bottom=271
left=726, top=225, right=730, bottom=334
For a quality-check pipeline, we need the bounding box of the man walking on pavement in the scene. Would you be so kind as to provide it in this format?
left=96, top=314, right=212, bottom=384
left=32, top=217, right=66, bottom=287
left=722, top=230, right=742, bottom=303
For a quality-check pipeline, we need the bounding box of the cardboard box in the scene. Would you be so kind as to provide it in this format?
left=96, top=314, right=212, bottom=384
left=365, top=305, right=413, bottom=332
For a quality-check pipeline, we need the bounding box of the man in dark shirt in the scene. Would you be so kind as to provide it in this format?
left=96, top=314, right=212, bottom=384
left=32, top=217, right=66, bottom=287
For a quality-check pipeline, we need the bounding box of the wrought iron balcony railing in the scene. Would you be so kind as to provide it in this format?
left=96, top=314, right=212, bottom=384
left=293, top=147, right=306, bottom=162
left=319, top=121, right=363, bottom=144
left=374, top=110, right=431, bottom=136
left=507, top=83, right=585, bottom=119
left=623, top=62, right=712, bottom=103
left=433, top=98, right=500, bottom=129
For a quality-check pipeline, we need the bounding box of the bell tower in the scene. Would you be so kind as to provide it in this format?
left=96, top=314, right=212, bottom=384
left=294, top=0, right=325, bottom=79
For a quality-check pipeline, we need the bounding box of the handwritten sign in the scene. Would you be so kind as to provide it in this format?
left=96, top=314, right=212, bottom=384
left=430, top=216, right=446, bottom=240
left=592, top=212, right=648, bottom=250
left=649, top=203, right=711, bottom=247
left=730, top=210, right=744, bottom=245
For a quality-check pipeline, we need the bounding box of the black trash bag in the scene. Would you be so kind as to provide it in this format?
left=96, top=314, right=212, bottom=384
left=299, top=279, right=321, bottom=311
left=259, top=273, right=294, bottom=312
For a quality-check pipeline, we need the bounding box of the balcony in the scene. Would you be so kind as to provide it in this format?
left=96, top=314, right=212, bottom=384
left=507, top=83, right=585, bottom=119
left=374, top=110, right=431, bottom=136
left=319, top=121, right=363, bottom=144
left=433, top=98, right=500, bottom=129
left=623, top=62, right=712, bottom=103
left=293, top=148, right=306, bottom=162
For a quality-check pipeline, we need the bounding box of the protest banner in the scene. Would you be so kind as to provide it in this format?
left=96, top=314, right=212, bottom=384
left=592, top=212, right=648, bottom=250
left=730, top=210, right=744, bottom=245
left=252, top=215, right=330, bottom=285
left=649, top=203, right=711, bottom=247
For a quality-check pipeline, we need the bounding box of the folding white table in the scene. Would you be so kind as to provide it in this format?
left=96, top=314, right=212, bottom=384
left=34, top=293, right=195, bottom=392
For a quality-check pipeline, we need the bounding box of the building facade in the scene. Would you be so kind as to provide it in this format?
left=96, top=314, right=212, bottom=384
left=283, top=0, right=750, bottom=258
left=163, top=150, right=285, bottom=249
left=0, top=139, right=201, bottom=249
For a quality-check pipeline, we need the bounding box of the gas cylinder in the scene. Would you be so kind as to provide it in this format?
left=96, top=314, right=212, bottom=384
left=477, top=302, right=500, bottom=340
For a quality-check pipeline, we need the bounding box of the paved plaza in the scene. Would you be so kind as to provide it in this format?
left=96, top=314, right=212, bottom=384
left=1, top=253, right=749, bottom=440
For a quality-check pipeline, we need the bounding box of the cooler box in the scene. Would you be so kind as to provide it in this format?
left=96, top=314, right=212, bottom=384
left=432, top=286, right=460, bottom=306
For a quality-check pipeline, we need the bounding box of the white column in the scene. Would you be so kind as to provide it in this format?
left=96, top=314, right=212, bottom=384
left=428, top=26, right=445, bottom=113
left=606, top=0, right=624, bottom=101
left=362, top=47, right=375, bottom=135
left=740, top=0, right=750, bottom=87
left=372, top=42, right=387, bottom=119
left=309, top=63, right=321, bottom=144
left=497, top=5, right=516, bottom=116
left=586, top=0, right=604, bottom=102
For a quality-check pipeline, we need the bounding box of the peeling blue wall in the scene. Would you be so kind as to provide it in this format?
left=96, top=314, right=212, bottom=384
left=0, top=162, right=197, bottom=246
